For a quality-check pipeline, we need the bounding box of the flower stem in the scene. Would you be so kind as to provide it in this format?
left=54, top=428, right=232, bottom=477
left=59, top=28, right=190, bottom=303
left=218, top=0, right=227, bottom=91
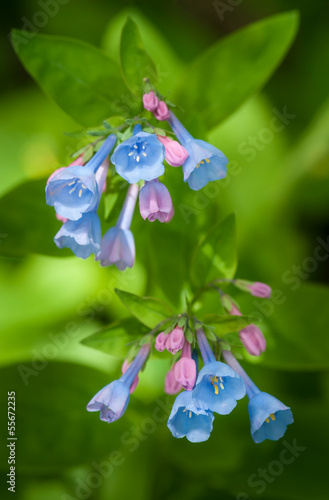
left=196, top=328, right=216, bottom=364
left=117, top=183, right=139, bottom=230
left=86, top=134, right=117, bottom=173
left=121, top=343, right=151, bottom=387
left=222, top=350, right=259, bottom=398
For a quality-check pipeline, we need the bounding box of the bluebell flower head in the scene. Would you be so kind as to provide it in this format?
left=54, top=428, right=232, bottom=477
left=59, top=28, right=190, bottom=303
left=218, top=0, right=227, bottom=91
left=248, top=392, right=294, bottom=443
left=111, top=125, right=165, bottom=184
left=97, top=226, right=135, bottom=270
left=54, top=211, right=102, bottom=259
left=46, top=134, right=116, bottom=221
left=87, top=380, right=130, bottom=423
left=192, top=361, right=246, bottom=415
left=168, top=111, right=228, bottom=191
left=167, top=390, right=214, bottom=443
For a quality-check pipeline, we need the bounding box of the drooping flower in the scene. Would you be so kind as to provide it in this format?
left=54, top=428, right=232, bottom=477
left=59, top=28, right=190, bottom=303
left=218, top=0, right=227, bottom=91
left=165, top=364, right=183, bottom=395
left=222, top=350, right=293, bottom=443
left=121, top=359, right=139, bottom=394
left=87, top=343, right=150, bottom=423
left=46, top=134, right=116, bottom=220
left=168, top=111, right=228, bottom=191
left=97, top=183, right=138, bottom=270
left=139, top=179, right=174, bottom=223
left=143, top=91, right=159, bottom=112
left=192, top=329, right=246, bottom=414
left=239, top=325, right=266, bottom=357
left=166, top=327, right=185, bottom=355
left=227, top=302, right=266, bottom=356
left=167, top=390, right=214, bottom=443
left=153, top=101, right=170, bottom=121
left=111, top=125, right=165, bottom=184
left=156, top=135, right=189, bottom=167
left=155, top=331, right=168, bottom=352
left=174, top=339, right=197, bottom=390
left=54, top=161, right=108, bottom=259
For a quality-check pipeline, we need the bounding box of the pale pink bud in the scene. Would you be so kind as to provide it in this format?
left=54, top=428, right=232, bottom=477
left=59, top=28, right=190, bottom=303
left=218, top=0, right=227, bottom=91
left=153, top=101, right=170, bottom=121
left=228, top=303, right=242, bottom=316
left=248, top=282, right=272, bottom=298
left=121, top=359, right=139, bottom=393
left=56, top=213, right=68, bottom=224
left=155, top=331, right=168, bottom=352
left=166, top=327, right=185, bottom=354
left=143, top=91, right=159, bottom=112
left=239, top=325, right=266, bottom=356
left=164, top=364, right=182, bottom=395
left=174, top=340, right=196, bottom=390
left=156, top=135, right=189, bottom=167
left=139, top=179, right=173, bottom=223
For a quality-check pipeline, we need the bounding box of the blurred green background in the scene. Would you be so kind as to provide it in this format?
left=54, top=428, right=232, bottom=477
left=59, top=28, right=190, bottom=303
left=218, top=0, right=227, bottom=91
left=1, top=1, right=329, bottom=499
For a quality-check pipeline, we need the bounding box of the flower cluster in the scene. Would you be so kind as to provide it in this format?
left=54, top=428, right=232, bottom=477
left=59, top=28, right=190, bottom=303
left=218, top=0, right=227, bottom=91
left=86, top=279, right=293, bottom=444
left=46, top=90, right=229, bottom=267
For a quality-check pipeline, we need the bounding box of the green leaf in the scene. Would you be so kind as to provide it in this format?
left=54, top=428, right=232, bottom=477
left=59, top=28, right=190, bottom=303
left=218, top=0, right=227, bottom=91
left=115, top=289, right=172, bottom=329
left=120, top=17, right=157, bottom=96
left=190, top=213, right=237, bottom=287
left=11, top=31, right=129, bottom=126
left=173, top=11, right=299, bottom=129
left=203, top=314, right=258, bottom=335
left=81, top=317, right=149, bottom=358
left=0, top=179, right=70, bottom=257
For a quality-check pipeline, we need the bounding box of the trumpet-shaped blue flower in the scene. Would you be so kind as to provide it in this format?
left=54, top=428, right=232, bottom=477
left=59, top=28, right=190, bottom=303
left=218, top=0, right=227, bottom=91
left=46, top=134, right=116, bottom=221
left=111, top=125, right=165, bottom=184
left=97, top=183, right=138, bottom=270
left=54, top=211, right=102, bottom=259
left=87, top=344, right=150, bottom=423
left=222, top=350, right=293, bottom=443
left=248, top=392, right=294, bottom=443
left=193, top=329, right=246, bottom=414
left=167, top=390, right=214, bottom=443
left=168, top=112, right=228, bottom=191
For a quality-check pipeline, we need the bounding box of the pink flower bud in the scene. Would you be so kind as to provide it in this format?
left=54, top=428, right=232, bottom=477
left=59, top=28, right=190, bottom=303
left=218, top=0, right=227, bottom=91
left=228, top=303, right=242, bottom=316
left=139, top=179, right=173, bottom=223
left=174, top=340, right=196, bottom=390
left=166, top=327, right=185, bottom=354
left=239, top=325, right=266, bottom=356
left=155, top=331, right=168, bottom=352
left=142, top=91, right=159, bottom=112
left=153, top=101, right=170, bottom=121
left=56, top=213, right=68, bottom=224
left=121, top=359, right=139, bottom=393
left=156, top=135, right=189, bottom=167
left=164, top=364, right=182, bottom=395
left=248, top=282, right=272, bottom=298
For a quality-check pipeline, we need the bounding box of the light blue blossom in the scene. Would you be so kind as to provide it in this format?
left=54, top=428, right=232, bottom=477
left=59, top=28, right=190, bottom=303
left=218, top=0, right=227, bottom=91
left=167, top=390, right=214, bottom=443
left=97, top=183, right=138, bottom=270
left=46, top=134, right=116, bottom=220
left=87, top=344, right=150, bottom=423
left=192, top=329, right=246, bottom=414
left=222, top=350, right=293, bottom=443
left=168, top=112, right=228, bottom=191
left=53, top=161, right=108, bottom=259
left=111, top=125, right=165, bottom=184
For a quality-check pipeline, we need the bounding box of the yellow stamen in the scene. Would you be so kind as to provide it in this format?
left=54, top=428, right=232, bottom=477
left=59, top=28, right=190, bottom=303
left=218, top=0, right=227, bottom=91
left=69, top=187, right=76, bottom=194
left=214, top=384, right=219, bottom=395
left=205, top=158, right=210, bottom=163
left=214, top=376, right=219, bottom=383
left=189, top=411, right=192, bottom=418
left=270, top=413, right=276, bottom=421
left=265, top=418, right=270, bottom=423
left=68, top=181, right=75, bottom=186
left=210, top=376, right=214, bottom=384
left=79, top=189, right=82, bottom=197
left=220, top=383, right=224, bottom=390
left=219, top=377, right=223, bottom=383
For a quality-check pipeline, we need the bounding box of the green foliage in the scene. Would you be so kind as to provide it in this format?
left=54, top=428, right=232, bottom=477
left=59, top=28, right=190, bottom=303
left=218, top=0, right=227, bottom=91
left=81, top=317, right=149, bottom=358
left=173, top=11, right=299, bottom=129
left=190, top=213, right=237, bottom=288
left=115, top=289, right=173, bottom=329
left=203, top=313, right=259, bottom=335
left=11, top=31, right=130, bottom=126
left=120, top=17, right=157, bottom=95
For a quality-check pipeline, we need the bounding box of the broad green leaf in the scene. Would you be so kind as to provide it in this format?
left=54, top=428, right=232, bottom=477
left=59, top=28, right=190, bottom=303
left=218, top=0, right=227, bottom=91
left=173, top=11, right=299, bottom=129
left=0, top=178, right=69, bottom=257
left=11, top=31, right=130, bottom=126
left=203, top=314, right=259, bottom=335
left=190, top=213, right=237, bottom=287
left=0, top=362, right=126, bottom=472
left=120, top=17, right=157, bottom=95
left=81, top=317, right=149, bottom=358
left=115, top=289, right=172, bottom=329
